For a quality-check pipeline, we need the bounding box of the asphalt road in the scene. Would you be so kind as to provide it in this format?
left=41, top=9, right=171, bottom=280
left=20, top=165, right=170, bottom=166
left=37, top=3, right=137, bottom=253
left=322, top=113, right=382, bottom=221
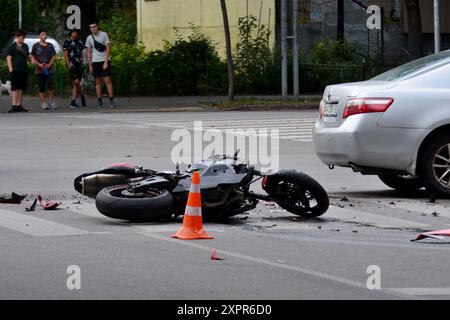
left=1, top=109, right=450, bottom=300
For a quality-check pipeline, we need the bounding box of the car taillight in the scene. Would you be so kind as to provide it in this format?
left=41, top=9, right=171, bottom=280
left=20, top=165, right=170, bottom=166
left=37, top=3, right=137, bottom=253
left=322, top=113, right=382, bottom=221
left=343, top=98, right=394, bottom=119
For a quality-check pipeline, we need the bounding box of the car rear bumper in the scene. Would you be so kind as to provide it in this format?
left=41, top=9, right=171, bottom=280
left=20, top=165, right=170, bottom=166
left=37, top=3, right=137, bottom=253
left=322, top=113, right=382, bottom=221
left=313, top=114, right=429, bottom=175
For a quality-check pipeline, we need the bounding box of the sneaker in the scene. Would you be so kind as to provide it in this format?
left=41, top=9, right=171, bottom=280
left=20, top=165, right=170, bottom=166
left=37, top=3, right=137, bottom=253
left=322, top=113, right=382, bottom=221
left=80, top=95, right=87, bottom=107
left=41, top=102, right=49, bottom=110
left=109, top=100, right=117, bottom=109
left=69, top=101, right=80, bottom=109
left=16, top=105, right=29, bottom=112
left=8, top=106, right=18, bottom=113
left=49, top=102, right=58, bottom=110
left=96, top=100, right=103, bottom=108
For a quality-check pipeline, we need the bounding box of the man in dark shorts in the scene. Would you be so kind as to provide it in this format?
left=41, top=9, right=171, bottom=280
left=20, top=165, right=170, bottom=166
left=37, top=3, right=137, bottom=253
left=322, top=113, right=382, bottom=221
left=86, top=22, right=116, bottom=108
left=31, top=29, right=57, bottom=110
left=6, top=29, right=31, bottom=113
left=63, top=29, right=87, bottom=109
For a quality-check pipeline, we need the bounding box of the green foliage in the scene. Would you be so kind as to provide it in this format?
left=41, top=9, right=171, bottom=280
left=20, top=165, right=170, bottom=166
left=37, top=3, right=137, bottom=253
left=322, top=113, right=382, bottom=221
left=100, top=10, right=136, bottom=45
left=109, top=25, right=227, bottom=96
left=233, top=15, right=279, bottom=93
left=300, top=38, right=379, bottom=92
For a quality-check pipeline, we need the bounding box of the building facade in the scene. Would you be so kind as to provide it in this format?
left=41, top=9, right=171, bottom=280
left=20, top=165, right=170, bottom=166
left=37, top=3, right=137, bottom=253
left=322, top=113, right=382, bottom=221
left=137, top=0, right=276, bottom=56
left=137, top=0, right=450, bottom=63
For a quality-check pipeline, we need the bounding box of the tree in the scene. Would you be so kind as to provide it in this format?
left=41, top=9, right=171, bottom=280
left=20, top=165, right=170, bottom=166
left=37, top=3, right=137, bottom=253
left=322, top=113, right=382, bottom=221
left=404, top=0, right=423, bottom=60
left=220, top=0, right=235, bottom=101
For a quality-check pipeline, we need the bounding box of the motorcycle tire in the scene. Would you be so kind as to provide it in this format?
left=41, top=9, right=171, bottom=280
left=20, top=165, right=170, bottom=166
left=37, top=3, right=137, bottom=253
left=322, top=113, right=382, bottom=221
left=267, top=171, right=329, bottom=218
left=95, top=185, right=174, bottom=221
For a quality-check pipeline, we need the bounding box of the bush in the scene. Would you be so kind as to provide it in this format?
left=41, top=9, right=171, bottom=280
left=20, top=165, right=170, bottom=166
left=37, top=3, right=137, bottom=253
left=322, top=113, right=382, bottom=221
left=234, top=15, right=280, bottom=94
left=109, top=26, right=227, bottom=96
left=300, top=38, right=379, bottom=92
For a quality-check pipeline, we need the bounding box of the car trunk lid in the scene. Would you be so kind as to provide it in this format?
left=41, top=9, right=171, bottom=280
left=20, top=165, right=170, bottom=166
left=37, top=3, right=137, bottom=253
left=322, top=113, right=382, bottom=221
left=319, top=80, right=398, bottom=127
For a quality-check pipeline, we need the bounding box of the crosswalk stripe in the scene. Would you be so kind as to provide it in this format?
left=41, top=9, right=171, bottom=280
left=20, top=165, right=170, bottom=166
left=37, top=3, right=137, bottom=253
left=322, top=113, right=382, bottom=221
left=361, top=199, right=450, bottom=219
left=389, top=287, right=450, bottom=296
left=148, top=119, right=317, bottom=125
left=327, top=206, right=429, bottom=229
left=0, top=209, right=89, bottom=237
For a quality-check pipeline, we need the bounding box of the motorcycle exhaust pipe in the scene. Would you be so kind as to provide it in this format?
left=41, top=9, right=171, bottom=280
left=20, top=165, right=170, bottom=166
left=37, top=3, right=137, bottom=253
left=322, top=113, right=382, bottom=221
left=80, top=174, right=131, bottom=198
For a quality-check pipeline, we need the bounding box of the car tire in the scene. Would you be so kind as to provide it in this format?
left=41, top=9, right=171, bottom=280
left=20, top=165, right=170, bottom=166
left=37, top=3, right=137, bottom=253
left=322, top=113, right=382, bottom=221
left=377, top=175, right=424, bottom=193
left=419, top=134, right=450, bottom=198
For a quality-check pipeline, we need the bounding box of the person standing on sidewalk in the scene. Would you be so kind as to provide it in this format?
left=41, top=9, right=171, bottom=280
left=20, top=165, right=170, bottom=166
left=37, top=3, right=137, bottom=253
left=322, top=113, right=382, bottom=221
left=86, top=22, right=116, bottom=108
left=31, top=29, right=58, bottom=110
left=6, top=29, right=30, bottom=113
left=63, top=29, right=87, bottom=109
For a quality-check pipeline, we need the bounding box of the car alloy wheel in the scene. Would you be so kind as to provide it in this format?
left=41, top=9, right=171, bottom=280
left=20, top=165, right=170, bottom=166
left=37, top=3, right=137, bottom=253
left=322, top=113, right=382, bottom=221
left=420, top=134, right=450, bottom=198
left=432, top=143, right=450, bottom=189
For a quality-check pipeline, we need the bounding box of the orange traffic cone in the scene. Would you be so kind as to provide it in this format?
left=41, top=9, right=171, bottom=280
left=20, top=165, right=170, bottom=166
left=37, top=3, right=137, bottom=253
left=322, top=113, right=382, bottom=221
left=172, top=171, right=213, bottom=240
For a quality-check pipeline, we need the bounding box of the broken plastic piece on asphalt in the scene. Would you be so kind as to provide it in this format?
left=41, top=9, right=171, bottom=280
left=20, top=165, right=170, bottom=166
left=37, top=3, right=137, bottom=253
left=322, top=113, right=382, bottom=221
left=210, top=250, right=225, bottom=260
left=37, top=195, right=62, bottom=210
left=0, top=192, right=27, bottom=204
left=411, top=229, right=450, bottom=242
left=0, top=192, right=26, bottom=204
left=25, top=199, right=37, bottom=212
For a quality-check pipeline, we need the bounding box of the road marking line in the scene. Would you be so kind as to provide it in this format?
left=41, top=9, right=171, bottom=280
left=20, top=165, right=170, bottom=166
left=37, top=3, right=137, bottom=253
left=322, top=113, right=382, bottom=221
left=137, top=230, right=415, bottom=299
left=389, top=287, right=450, bottom=296
left=0, top=209, right=89, bottom=237
left=327, top=206, right=429, bottom=228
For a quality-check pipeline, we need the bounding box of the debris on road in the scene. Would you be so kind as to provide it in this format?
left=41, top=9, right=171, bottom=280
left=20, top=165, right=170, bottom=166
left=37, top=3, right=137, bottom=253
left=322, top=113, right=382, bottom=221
left=210, top=251, right=225, bottom=260
left=37, top=195, right=62, bottom=210
left=412, top=229, right=450, bottom=242
left=340, top=197, right=349, bottom=202
left=431, top=211, right=440, bottom=217
left=0, top=192, right=27, bottom=204
left=25, top=199, right=37, bottom=212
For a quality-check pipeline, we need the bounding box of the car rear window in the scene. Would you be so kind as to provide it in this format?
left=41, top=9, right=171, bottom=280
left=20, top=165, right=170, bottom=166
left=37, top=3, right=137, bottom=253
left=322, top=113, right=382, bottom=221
left=372, top=50, right=450, bottom=81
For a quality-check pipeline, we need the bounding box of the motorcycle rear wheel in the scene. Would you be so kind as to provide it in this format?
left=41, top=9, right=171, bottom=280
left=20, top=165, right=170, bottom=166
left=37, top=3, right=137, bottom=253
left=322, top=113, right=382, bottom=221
left=95, top=185, right=174, bottom=221
left=268, top=172, right=329, bottom=218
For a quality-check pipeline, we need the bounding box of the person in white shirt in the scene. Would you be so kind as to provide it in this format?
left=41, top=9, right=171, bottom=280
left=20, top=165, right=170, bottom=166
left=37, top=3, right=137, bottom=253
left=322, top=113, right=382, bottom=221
left=86, top=22, right=116, bottom=108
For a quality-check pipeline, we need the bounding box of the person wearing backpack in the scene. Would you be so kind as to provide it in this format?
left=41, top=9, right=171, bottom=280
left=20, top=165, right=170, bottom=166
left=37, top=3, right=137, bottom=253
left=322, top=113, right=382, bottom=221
left=86, top=22, right=116, bottom=108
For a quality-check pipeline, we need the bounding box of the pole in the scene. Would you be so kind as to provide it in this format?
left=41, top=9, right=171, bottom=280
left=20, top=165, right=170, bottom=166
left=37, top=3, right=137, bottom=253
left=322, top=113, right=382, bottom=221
left=281, top=0, right=288, bottom=99
left=19, top=0, right=22, bottom=29
left=434, top=0, right=441, bottom=53
left=293, top=0, right=299, bottom=100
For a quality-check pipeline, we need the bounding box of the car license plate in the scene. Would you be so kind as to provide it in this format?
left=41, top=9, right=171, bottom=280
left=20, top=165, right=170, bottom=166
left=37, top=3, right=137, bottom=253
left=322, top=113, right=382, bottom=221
left=323, top=103, right=339, bottom=117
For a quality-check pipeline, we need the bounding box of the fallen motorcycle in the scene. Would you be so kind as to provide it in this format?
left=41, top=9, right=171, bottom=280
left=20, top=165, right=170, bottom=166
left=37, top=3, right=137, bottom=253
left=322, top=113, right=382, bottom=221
left=74, top=152, right=329, bottom=221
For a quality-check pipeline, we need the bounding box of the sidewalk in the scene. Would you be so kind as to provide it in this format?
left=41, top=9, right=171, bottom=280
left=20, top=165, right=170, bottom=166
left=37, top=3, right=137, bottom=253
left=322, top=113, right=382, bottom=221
left=0, top=94, right=321, bottom=113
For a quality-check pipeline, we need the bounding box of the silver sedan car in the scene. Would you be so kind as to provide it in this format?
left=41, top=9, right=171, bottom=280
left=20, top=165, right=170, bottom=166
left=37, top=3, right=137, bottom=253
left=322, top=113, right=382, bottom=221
left=313, top=50, right=450, bottom=197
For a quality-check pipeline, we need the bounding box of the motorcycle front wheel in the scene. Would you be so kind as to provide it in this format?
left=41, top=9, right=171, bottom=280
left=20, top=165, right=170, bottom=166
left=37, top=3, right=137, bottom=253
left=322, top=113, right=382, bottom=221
left=267, top=171, right=329, bottom=218
left=95, top=185, right=174, bottom=221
